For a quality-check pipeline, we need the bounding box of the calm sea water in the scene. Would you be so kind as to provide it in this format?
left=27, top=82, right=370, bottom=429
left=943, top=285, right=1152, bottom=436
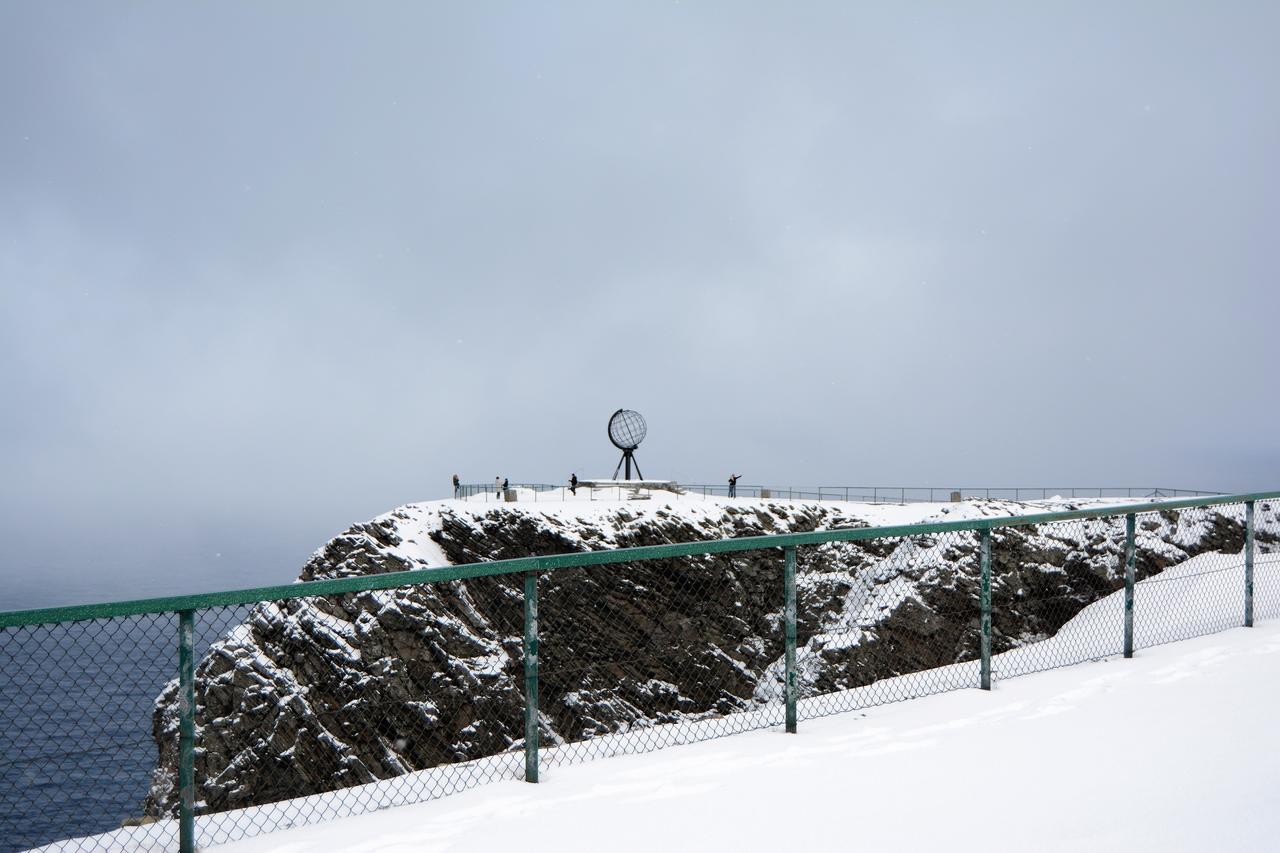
left=0, top=610, right=248, bottom=852
left=0, top=619, right=173, bottom=851
left=0, top=546, right=305, bottom=851
left=0, top=518, right=358, bottom=849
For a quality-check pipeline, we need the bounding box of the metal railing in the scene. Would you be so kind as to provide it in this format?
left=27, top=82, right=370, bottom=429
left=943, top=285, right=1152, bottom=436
left=682, top=485, right=1222, bottom=502
left=457, top=482, right=567, bottom=499
left=454, top=482, right=1221, bottom=503
left=1, top=490, right=1274, bottom=852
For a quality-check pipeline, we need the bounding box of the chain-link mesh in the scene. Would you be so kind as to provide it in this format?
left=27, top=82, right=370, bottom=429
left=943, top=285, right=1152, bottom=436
left=539, top=554, right=786, bottom=769
left=1131, top=504, right=1253, bottom=650
left=991, top=517, right=1129, bottom=679
left=1255, top=501, right=1280, bottom=617
left=169, top=580, right=527, bottom=848
left=3, top=499, right=1277, bottom=851
left=0, top=615, right=177, bottom=853
left=794, top=531, right=983, bottom=718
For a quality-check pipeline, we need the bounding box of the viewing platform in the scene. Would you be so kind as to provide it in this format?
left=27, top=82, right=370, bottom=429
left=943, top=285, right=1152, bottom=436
left=453, top=482, right=1221, bottom=505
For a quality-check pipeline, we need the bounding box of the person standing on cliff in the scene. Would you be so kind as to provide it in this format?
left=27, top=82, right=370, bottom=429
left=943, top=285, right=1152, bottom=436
left=569, top=473, right=578, bottom=495
left=494, top=476, right=501, bottom=496
left=452, top=474, right=461, bottom=498
left=728, top=474, right=741, bottom=498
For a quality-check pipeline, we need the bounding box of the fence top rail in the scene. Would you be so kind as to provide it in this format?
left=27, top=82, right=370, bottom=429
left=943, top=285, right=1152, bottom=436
left=3, top=490, right=1275, bottom=629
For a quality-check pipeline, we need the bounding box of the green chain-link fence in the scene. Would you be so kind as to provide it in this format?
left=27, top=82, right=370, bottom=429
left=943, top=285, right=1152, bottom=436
left=1, top=492, right=1275, bottom=851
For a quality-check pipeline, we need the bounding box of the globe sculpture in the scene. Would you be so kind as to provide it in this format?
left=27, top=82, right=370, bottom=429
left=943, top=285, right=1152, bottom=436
left=608, top=409, right=647, bottom=480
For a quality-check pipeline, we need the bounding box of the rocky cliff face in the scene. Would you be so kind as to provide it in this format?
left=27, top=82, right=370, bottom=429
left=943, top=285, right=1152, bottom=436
left=143, top=498, right=1279, bottom=817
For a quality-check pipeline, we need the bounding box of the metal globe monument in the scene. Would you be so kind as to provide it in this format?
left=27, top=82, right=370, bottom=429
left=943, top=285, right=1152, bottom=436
left=608, top=409, right=647, bottom=480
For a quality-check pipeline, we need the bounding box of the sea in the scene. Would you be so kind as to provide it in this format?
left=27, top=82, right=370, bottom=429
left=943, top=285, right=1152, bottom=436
left=0, top=569, right=279, bottom=852
left=0, top=619, right=175, bottom=851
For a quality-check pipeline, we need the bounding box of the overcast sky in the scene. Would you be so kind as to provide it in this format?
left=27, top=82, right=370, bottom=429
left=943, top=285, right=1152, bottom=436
left=3, top=2, right=1278, bottom=607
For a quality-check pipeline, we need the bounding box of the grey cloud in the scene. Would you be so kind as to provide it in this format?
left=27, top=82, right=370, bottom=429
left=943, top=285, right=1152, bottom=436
left=2, top=2, right=1277, bottom=607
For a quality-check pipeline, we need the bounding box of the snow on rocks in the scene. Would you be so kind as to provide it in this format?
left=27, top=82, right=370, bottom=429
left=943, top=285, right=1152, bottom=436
left=136, top=494, right=1279, bottom=836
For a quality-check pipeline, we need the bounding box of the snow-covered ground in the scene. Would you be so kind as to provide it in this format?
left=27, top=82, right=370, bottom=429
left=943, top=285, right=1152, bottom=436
left=456, top=485, right=1141, bottom=519
left=215, top=620, right=1280, bottom=853
left=374, top=490, right=1156, bottom=574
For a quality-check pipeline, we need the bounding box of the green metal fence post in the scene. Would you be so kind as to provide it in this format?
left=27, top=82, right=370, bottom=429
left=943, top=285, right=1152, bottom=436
left=1124, top=513, right=1136, bottom=658
left=523, top=571, right=540, bottom=782
left=178, top=609, right=196, bottom=853
left=1245, top=501, right=1255, bottom=628
left=784, top=545, right=797, bottom=733
left=979, top=529, right=992, bottom=690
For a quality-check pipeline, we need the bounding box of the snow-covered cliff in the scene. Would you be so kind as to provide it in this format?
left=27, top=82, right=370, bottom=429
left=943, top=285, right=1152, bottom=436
left=143, top=493, right=1279, bottom=817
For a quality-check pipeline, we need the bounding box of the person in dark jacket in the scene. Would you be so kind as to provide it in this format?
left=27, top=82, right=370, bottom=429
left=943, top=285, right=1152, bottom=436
left=452, top=474, right=461, bottom=498
left=569, top=473, right=578, bottom=495
left=502, top=477, right=509, bottom=493
left=728, top=474, right=741, bottom=497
